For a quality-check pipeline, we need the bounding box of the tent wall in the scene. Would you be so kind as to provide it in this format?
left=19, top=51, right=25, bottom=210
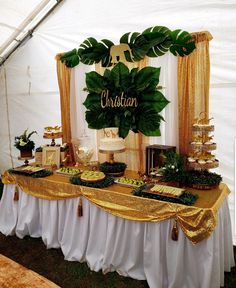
left=0, top=0, right=235, bottom=243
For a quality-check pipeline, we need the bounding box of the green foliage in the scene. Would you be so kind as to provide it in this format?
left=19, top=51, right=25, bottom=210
left=60, top=26, right=195, bottom=68
left=14, top=129, right=37, bottom=151
left=160, top=151, right=187, bottom=184
left=31, top=170, right=53, bottom=178
left=9, top=168, right=52, bottom=178
left=83, top=62, right=169, bottom=138
left=99, top=162, right=127, bottom=174
left=170, top=30, right=196, bottom=57
left=159, top=152, right=222, bottom=188
left=70, top=175, right=114, bottom=188
left=186, top=170, right=222, bottom=186
left=60, top=49, right=80, bottom=67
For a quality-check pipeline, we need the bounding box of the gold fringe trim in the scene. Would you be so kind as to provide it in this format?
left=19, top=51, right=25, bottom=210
left=78, top=198, right=83, bottom=217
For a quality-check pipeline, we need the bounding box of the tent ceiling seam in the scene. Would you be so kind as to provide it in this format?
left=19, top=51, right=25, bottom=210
left=0, top=0, right=64, bottom=67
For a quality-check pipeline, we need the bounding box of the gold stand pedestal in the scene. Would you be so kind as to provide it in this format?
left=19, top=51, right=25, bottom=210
left=99, top=148, right=125, bottom=164
left=43, top=134, right=62, bottom=146
left=99, top=148, right=126, bottom=176
left=18, top=156, right=34, bottom=166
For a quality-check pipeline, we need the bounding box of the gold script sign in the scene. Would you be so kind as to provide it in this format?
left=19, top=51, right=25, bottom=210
left=101, top=90, right=138, bottom=108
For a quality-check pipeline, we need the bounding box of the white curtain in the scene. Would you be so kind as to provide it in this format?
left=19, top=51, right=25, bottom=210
left=70, top=63, right=98, bottom=160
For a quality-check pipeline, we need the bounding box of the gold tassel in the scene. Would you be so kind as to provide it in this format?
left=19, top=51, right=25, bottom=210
left=171, top=219, right=179, bottom=241
left=14, top=186, right=19, bottom=201
left=78, top=198, right=83, bottom=217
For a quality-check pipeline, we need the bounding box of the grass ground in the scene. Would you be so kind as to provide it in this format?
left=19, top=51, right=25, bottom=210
left=0, top=234, right=148, bottom=288
left=0, top=234, right=235, bottom=288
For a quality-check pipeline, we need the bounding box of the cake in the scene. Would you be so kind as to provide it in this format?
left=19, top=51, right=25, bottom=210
left=44, top=126, right=62, bottom=138
left=99, top=128, right=125, bottom=151
left=80, top=170, right=105, bottom=182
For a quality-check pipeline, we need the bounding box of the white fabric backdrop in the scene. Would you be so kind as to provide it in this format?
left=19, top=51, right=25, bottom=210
left=0, top=185, right=234, bottom=288
left=0, top=0, right=235, bottom=242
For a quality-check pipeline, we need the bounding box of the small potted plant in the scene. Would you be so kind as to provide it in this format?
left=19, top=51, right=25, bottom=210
left=159, top=151, right=187, bottom=187
left=14, top=129, right=37, bottom=158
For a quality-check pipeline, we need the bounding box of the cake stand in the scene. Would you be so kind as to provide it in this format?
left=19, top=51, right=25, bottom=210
left=99, top=148, right=126, bottom=176
left=18, top=156, right=34, bottom=166
left=43, top=133, right=62, bottom=146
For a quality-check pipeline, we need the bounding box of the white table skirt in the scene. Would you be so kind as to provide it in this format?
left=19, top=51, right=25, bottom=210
left=0, top=184, right=235, bottom=288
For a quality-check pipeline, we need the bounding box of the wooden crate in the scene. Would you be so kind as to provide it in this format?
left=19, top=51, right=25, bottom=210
left=145, top=145, right=176, bottom=176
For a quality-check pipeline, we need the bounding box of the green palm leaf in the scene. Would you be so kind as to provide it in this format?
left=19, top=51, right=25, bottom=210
left=143, top=26, right=172, bottom=57
left=78, top=37, right=113, bottom=66
left=85, top=109, right=107, bottom=129
left=137, top=107, right=162, bottom=136
left=170, top=29, right=196, bottom=56
left=135, top=66, right=160, bottom=91
left=119, top=113, right=132, bottom=138
left=110, top=62, right=129, bottom=88
left=139, top=91, right=169, bottom=112
left=84, top=63, right=169, bottom=137
left=83, top=93, right=101, bottom=109
left=86, top=71, right=106, bottom=93
left=60, top=49, right=80, bottom=68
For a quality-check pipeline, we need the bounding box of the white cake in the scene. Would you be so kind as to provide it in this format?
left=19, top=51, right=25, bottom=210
left=99, top=128, right=125, bottom=151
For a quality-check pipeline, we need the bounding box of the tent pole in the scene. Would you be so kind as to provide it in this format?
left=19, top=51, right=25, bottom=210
left=0, top=0, right=64, bottom=67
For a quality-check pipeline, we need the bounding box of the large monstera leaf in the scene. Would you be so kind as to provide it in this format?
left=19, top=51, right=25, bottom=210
left=60, top=49, right=80, bottom=67
left=170, top=29, right=195, bottom=56
left=78, top=37, right=114, bottom=67
left=83, top=62, right=169, bottom=138
left=143, top=26, right=172, bottom=57
left=60, top=25, right=195, bottom=68
left=119, top=25, right=195, bottom=62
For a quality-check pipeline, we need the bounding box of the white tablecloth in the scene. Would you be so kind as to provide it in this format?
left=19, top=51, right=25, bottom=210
left=0, top=184, right=235, bottom=288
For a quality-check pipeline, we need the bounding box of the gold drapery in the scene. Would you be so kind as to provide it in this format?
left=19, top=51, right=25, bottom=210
left=2, top=171, right=230, bottom=244
left=55, top=54, right=74, bottom=162
left=178, top=31, right=213, bottom=155
left=96, top=58, right=149, bottom=172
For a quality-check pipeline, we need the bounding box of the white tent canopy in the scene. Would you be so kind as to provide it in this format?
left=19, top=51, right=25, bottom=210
left=0, top=0, right=235, bottom=243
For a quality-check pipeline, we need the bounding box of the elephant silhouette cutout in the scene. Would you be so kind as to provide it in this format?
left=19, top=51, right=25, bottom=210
left=110, top=44, right=133, bottom=64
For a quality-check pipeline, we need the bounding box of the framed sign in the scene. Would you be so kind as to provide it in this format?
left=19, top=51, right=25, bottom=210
left=42, top=146, right=60, bottom=168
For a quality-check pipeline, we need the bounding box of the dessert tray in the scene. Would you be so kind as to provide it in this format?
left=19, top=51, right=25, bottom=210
left=12, top=165, right=45, bottom=175
left=80, top=171, right=106, bottom=182
left=55, top=167, right=83, bottom=176
left=133, top=184, right=198, bottom=205
left=114, top=177, right=145, bottom=188
left=141, top=184, right=185, bottom=199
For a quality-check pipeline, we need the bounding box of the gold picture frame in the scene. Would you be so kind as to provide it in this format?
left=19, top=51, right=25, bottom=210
left=42, top=146, right=60, bottom=168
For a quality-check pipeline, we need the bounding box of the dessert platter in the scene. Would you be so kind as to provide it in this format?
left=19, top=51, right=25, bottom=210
left=55, top=167, right=83, bottom=176
left=12, top=165, right=45, bottom=175
left=148, top=184, right=185, bottom=198
left=114, top=177, right=145, bottom=188
left=80, top=170, right=106, bottom=182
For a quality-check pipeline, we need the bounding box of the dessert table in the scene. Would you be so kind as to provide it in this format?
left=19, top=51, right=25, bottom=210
left=0, top=171, right=235, bottom=288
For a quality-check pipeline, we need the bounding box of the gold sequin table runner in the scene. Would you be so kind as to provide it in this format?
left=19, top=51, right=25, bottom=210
left=2, top=171, right=230, bottom=244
